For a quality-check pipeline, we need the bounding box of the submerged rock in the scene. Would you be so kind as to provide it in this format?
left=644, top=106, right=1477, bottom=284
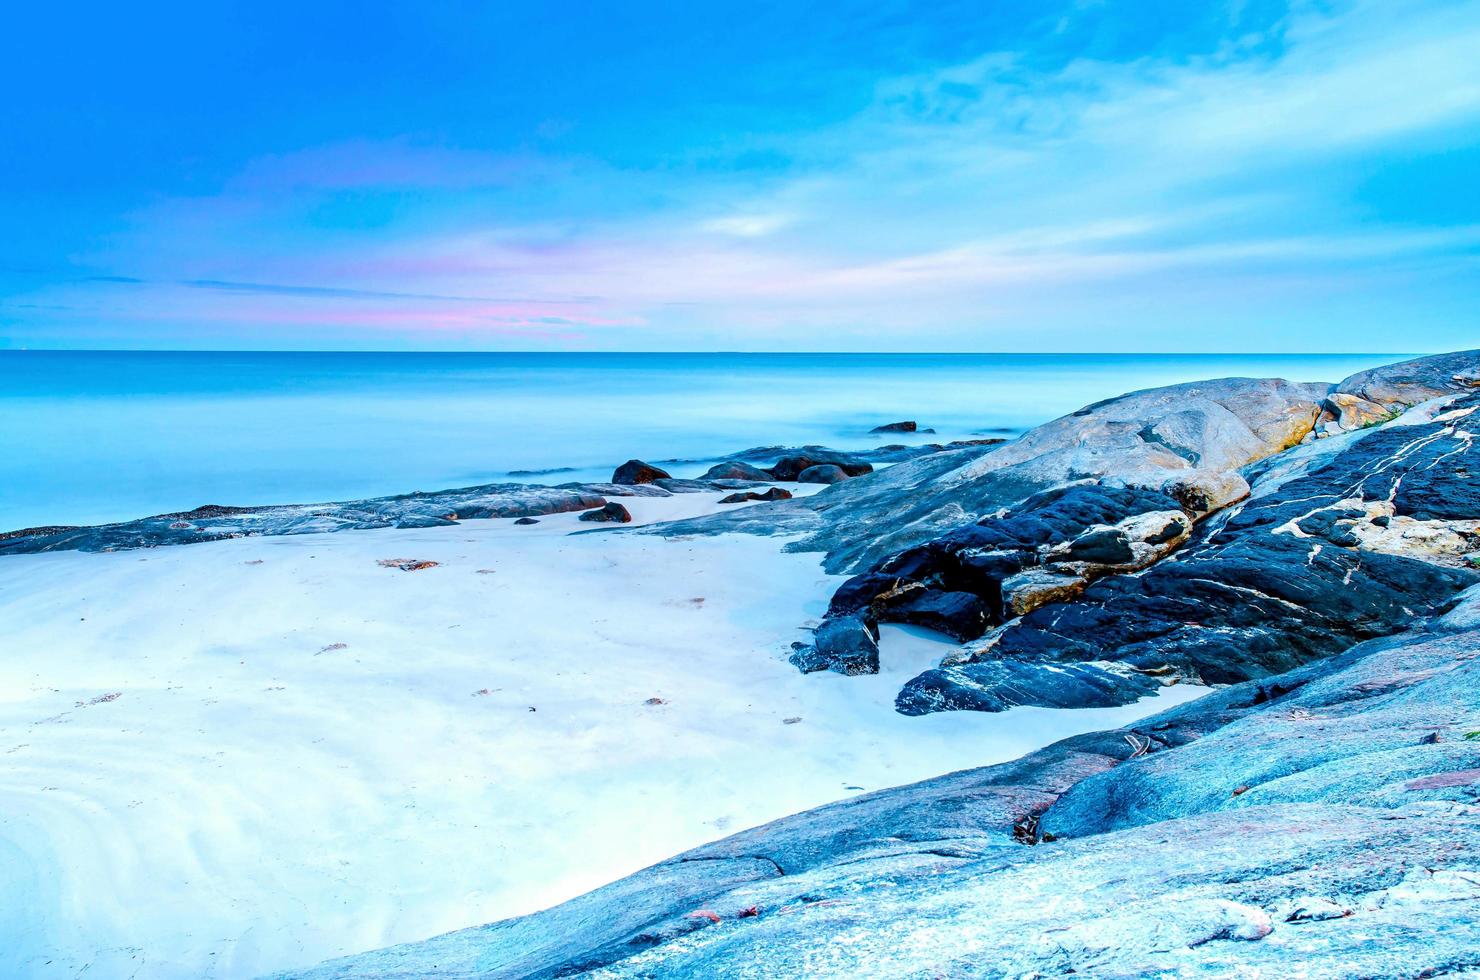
left=579, top=502, right=633, bottom=523
left=512, top=517, right=540, bottom=525
left=870, top=420, right=918, bottom=433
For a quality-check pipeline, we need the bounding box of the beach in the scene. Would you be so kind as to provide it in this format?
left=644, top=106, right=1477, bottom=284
left=0, top=488, right=1201, bottom=978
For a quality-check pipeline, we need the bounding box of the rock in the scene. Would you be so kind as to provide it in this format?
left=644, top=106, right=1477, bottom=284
left=701, top=461, right=774, bottom=481
left=870, top=420, right=918, bottom=433
left=513, top=517, right=540, bottom=525
left=718, top=488, right=793, bottom=504
left=611, top=459, right=672, bottom=485
left=375, top=558, right=440, bottom=571
left=877, top=589, right=990, bottom=641
left=788, top=615, right=879, bottom=675
left=796, top=464, right=849, bottom=485
left=579, top=502, right=633, bottom=523
left=769, top=454, right=874, bottom=481
left=1001, top=568, right=1089, bottom=617
left=1327, top=349, right=1480, bottom=429
left=0, top=484, right=615, bottom=555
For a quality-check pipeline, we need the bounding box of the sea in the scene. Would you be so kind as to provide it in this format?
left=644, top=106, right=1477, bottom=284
left=0, top=351, right=1406, bottom=531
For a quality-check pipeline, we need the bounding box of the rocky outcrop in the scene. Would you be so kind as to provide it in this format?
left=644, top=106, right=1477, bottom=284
left=611, top=460, right=671, bottom=485
left=286, top=588, right=1480, bottom=978
left=895, top=392, right=1479, bottom=714
left=869, top=420, right=921, bottom=433
left=1323, top=349, right=1480, bottom=430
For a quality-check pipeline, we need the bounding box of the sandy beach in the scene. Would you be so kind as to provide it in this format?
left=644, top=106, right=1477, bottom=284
left=0, top=490, right=1200, bottom=978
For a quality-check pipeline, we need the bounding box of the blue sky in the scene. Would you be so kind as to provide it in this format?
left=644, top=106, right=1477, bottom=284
left=1, top=0, right=1477, bottom=351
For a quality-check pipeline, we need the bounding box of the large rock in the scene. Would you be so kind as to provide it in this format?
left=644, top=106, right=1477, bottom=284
left=1326, top=348, right=1480, bottom=429
left=869, top=420, right=918, bottom=433
left=897, top=394, right=1480, bottom=714
left=769, top=454, right=874, bottom=482
left=795, top=464, right=849, bottom=485
left=611, top=459, right=672, bottom=485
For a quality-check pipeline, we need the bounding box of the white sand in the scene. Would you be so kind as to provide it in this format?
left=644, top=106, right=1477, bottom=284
left=0, top=493, right=1203, bottom=978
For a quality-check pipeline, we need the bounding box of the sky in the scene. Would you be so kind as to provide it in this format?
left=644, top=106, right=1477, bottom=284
left=1, top=0, right=1477, bottom=352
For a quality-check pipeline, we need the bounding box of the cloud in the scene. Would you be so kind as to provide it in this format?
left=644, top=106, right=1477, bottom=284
left=19, top=0, right=1480, bottom=350
left=701, top=212, right=795, bottom=237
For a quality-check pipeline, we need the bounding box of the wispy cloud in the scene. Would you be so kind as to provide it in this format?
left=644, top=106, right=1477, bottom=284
left=9, top=0, right=1480, bottom=350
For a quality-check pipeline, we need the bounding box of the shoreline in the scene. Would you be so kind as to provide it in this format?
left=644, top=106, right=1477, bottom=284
left=0, top=487, right=1200, bottom=978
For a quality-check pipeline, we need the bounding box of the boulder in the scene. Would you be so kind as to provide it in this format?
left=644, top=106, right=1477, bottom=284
left=611, top=459, right=672, bottom=485
left=870, top=420, right=917, bottom=433
left=513, top=517, right=540, bottom=525
left=701, top=461, right=775, bottom=481
left=788, top=615, right=879, bottom=675
left=579, top=502, right=633, bottom=523
left=769, top=454, right=874, bottom=481
left=796, top=464, right=849, bottom=485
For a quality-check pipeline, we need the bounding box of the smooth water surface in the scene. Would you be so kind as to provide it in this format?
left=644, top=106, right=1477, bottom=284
left=0, top=351, right=1403, bottom=530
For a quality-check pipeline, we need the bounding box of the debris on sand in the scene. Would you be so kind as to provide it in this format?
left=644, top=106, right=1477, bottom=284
left=377, top=558, right=440, bottom=571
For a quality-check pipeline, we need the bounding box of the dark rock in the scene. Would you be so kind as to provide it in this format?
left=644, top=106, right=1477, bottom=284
left=796, top=464, right=850, bottom=485
left=513, top=517, right=540, bottom=525
left=896, top=398, right=1480, bottom=712
left=611, top=460, right=672, bottom=485
left=870, top=421, right=918, bottom=433
left=788, top=615, right=879, bottom=675
left=718, top=488, right=794, bottom=504
left=770, top=454, right=874, bottom=481
left=701, top=461, right=774, bottom=481
left=881, top=589, right=991, bottom=641
left=1050, top=527, right=1135, bottom=565
left=579, top=502, right=633, bottom=523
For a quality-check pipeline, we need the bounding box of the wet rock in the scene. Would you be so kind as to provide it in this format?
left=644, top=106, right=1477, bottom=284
left=579, top=502, right=633, bottom=524
left=870, top=421, right=918, bottom=433
left=513, top=517, right=540, bottom=525
left=879, top=589, right=991, bottom=641
left=612, top=460, right=672, bottom=485
left=718, top=488, right=793, bottom=504
left=701, top=461, right=774, bottom=481
left=796, top=464, right=849, bottom=485
left=788, top=615, right=879, bottom=675
left=769, top=454, right=874, bottom=481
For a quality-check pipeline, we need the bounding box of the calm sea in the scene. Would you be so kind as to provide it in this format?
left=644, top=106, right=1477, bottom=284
left=0, top=351, right=1404, bottom=531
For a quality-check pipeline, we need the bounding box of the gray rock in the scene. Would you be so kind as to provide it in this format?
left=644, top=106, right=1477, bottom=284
left=700, top=461, right=774, bottom=481
left=795, top=464, right=849, bottom=485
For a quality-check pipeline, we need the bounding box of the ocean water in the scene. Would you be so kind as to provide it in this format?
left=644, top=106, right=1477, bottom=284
left=0, top=351, right=1404, bottom=531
